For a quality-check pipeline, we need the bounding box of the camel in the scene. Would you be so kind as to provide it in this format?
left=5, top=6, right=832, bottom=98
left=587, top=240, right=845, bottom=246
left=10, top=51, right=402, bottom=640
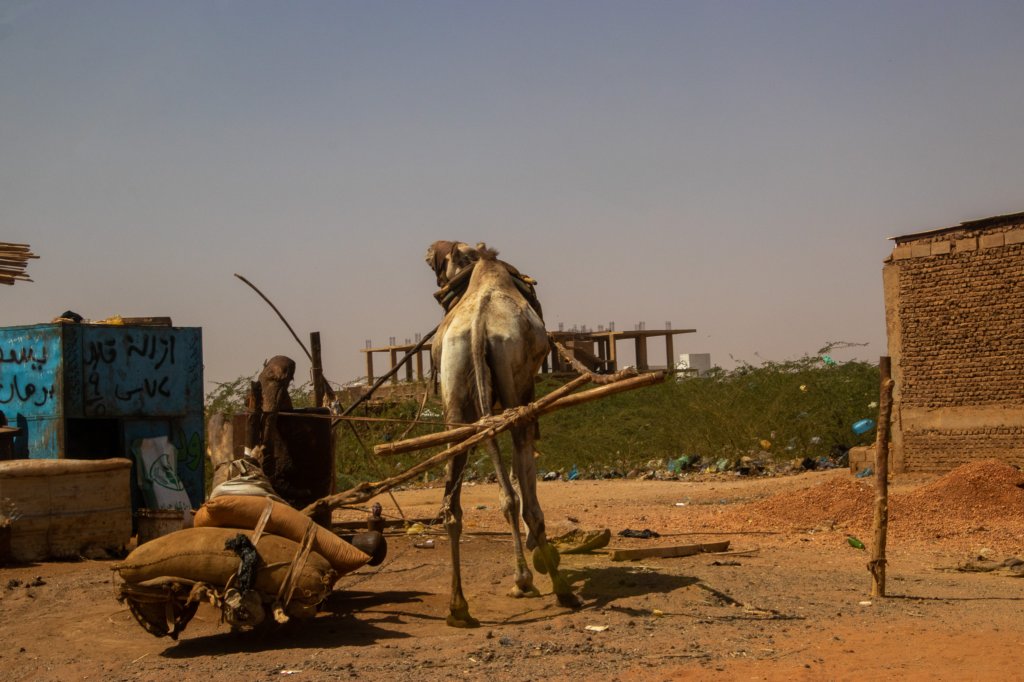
left=426, top=241, right=581, bottom=628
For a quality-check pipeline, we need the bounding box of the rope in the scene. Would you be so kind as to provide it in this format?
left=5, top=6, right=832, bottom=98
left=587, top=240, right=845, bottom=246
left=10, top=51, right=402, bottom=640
left=274, top=519, right=318, bottom=619
left=251, top=497, right=275, bottom=545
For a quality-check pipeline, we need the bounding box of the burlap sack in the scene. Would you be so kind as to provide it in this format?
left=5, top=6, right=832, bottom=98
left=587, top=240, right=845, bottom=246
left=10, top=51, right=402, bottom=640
left=113, top=527, right=334, bottom=607
left=193, top=495, right=369, bottom=574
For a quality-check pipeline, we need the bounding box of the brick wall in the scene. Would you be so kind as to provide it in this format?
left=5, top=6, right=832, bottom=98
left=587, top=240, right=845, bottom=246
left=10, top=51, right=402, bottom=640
left=848, top=445, right=875, bottom=473
left=902, top=427, right=1024, bottom=471
left=897, top=235, right=1024, bottom=408
left=886, top=218, right=1024, bottom=471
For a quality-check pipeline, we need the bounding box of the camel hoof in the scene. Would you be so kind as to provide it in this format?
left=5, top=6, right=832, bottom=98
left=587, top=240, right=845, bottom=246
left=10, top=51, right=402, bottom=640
left=532, top=545, right=560, bottom=575
left=508, top=585, right=541, bottom=599
left=557, top=592, right=583, bottom=609
left=446, top=612, right=481, bottom=628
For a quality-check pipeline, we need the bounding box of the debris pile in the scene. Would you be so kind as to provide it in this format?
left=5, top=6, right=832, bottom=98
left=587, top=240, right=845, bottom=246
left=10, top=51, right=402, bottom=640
left=889, top=459, right=1024, bottom=548
left=0, top=242, right=37, bottom=286
left=705, top=458, right=1024, bottom=552
left=740, top=477, right=873, bottom=532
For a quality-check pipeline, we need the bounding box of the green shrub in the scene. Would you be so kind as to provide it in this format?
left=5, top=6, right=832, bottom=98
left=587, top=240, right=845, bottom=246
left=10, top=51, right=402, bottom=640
left=207, top=348, right=881, bottom=486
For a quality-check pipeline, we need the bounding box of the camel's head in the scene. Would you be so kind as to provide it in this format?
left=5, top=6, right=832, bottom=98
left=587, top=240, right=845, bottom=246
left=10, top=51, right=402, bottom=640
left=258, top=355, right=296, bottom=412
left=426, top=240, right=481, bottom=287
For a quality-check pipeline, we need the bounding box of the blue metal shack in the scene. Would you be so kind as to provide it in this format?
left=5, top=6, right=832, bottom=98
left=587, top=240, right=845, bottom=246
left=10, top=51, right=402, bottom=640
left=0, top=322, right=204, bottom=509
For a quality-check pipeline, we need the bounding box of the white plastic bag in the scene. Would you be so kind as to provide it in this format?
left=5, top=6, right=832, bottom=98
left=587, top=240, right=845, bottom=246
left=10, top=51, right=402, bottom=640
left=131, top=436, right=193, bottom=510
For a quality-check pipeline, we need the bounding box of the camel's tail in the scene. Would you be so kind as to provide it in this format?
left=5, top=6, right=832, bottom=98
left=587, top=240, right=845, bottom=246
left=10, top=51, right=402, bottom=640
left=470, top=299, right=494, bottom=420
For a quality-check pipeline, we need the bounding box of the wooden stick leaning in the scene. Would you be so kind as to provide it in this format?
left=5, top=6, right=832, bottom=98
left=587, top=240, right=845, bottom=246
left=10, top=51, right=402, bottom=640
left=373, top=370, right=659, bottom=456
left=303, top=370, right=666, bottom=516
left=869, top=356, right=895, bottom=597
left=338, top=325, right=437, bottom=419
left=303, top=373, right=589, bottom=516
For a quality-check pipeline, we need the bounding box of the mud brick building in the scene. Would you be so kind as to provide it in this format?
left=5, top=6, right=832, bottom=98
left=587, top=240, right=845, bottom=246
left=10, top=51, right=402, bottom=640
left=883, top=211, right=1024, bottom=472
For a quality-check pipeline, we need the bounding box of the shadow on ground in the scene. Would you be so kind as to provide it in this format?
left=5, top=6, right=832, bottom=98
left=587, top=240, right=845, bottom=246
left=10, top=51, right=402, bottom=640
left=159, top=589, right=430, bottom=658
left=564, top=564, right=701, bottom=610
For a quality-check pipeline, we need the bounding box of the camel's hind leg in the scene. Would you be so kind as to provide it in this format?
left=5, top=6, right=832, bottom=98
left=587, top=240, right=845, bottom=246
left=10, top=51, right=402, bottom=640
left=483, top=438, right=539, bottom=598
left=511, top=425, right=583, bottom=608
left=442, top=450, right=479, bottom=627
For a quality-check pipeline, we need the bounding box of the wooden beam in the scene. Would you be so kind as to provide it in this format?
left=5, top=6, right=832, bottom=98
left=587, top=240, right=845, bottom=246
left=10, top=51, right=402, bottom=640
left=374, top=371, right=663, bottom=456
left=610, top=540, right=730, bottom=561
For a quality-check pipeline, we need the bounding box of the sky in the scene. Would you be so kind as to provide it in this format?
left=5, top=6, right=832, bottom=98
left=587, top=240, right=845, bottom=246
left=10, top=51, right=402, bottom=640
left=3, top=0, right=1023, bottom=394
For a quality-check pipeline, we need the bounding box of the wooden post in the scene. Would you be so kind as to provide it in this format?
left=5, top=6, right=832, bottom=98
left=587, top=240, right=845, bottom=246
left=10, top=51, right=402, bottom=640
left=634, top=335, right=648, bottom=371
left=364, top=350, right=375, bottom=386
left=244, top=381, right=262, bottom=449
left=310, top=332, right=325, bottom=408
left=664, top=332, right=675, bottom=373
left=389, top=348, right=399, bottom=384
left=870, top=356, right=895, bottom=597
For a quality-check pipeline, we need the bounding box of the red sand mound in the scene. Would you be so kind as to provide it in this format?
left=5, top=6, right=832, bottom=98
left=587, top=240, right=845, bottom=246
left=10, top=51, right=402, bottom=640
left=706, top=458, right=1024, bottom=552
left=890, top=458, right=1024, bottom=548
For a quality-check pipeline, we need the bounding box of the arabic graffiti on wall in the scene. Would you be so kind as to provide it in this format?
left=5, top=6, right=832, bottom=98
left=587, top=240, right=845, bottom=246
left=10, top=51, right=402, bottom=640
left=1, top=325, right=202, bottom=422
left=81, top=328, right=192, bottom=417
left=0, top=331, right=60, bottom=416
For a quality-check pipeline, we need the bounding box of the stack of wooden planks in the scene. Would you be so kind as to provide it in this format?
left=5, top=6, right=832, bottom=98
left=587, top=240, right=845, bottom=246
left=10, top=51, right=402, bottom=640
left=0, top=242, right=38, bottom=285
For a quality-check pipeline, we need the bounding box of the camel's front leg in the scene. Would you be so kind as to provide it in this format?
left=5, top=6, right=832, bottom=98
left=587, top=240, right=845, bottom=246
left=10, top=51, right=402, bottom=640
left=443, top=451, right=479, bottom=627
left=485, top=439, right=539, bottom=598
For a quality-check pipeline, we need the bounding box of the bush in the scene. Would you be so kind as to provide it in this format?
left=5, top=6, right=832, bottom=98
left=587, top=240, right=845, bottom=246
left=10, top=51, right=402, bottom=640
left=207, top=349, right=881, bottom=487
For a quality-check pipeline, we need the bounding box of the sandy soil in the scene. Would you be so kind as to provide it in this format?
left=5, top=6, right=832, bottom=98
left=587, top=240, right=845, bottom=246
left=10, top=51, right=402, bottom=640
left=2, top=464, right=1023, bottom=681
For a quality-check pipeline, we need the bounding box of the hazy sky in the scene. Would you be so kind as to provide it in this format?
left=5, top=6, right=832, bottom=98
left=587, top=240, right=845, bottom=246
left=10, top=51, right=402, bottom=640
left=4, top=1, right=1023, bottom=393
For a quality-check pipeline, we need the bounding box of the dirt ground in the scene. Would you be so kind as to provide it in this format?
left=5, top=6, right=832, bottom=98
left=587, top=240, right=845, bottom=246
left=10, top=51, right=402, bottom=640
left=2, top=462, right=1023, bottom=681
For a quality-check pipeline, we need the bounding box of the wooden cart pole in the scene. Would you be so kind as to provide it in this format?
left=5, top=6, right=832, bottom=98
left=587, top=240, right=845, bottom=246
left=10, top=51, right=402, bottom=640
left=869, top=356, right=894, bottom=597
left=373, top=371, right=663, bottom=456
left=303, top=370, right=667, bottom=516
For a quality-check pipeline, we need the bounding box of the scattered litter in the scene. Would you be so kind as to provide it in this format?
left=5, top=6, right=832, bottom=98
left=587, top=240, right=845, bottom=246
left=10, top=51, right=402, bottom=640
left=542, top=471, right=560, bottom=481
left=618, top=528, right=660, bottom=539
left=414, top=539, right=435, bottom=549
left=567, top=465, right=580, bottom=481
left=952, top=556, right=1024, bottom=577
left=651, top=609, right=664, bottom=617
left=852, top=419, right=875, bottom=435
left=855, top=467, right=873, bottom=479
left=406, top=522, right=426, bottom=535
left=858, top=600, right=872, bottom=607
left=674, top=502, right=687, bottom=507
left=584, top=625, right=609, bottom=632
left=847, top=536, right=866, bottom=550
left=667, top=455, right=694, bottom=474
left=551, top=528, right=611, bottom=554
left=278, top=670, right=302, bottom=676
